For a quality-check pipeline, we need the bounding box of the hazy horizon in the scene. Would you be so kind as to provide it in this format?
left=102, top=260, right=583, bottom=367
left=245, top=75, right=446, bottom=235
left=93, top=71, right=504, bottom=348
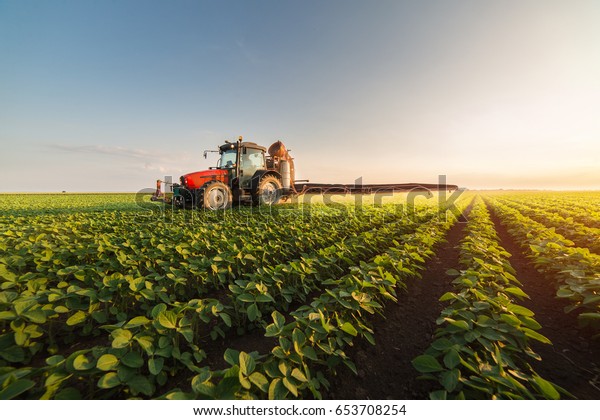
left=2, top=1, right=599, bottom=192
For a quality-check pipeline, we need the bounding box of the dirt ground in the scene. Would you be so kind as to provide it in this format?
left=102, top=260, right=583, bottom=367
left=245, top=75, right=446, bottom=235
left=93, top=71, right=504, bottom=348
left=487, top=205, right=600, bottom=399
left=326, top=212, right=470, bottom=399
left=326, top=202, right=600, bottom=400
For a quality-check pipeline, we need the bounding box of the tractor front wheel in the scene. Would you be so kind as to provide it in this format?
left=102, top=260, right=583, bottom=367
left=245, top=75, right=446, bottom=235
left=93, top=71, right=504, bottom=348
left=253, top=175, right=283, bottom=206
left=198, top=181, right=232, bottom=210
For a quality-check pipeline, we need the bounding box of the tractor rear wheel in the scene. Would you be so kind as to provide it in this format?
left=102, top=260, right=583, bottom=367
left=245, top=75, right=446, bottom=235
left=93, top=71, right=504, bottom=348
left=198, top=181, right=232, bottom=210
left=253, top=175, right=283, bottom=206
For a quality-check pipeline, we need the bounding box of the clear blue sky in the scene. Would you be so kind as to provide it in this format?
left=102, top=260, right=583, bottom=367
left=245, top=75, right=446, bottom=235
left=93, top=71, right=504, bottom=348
left=1, top=0, right=599, bottom=191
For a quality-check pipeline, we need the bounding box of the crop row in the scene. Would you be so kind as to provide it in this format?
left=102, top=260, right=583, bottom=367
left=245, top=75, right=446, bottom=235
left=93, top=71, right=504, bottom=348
left=412, top=198, right=564, bottom=399
left=160, top=202, right=470, bottom=399
left=487, top=198, right=600, bottom=336
left=496, top=198, right=600, bottom=254
left=0, top=201, right=451, bottom=399
left=0, top=207, right=398, bottom=323
left=0, top=205, right=432, bottom=371
left=0, top=193, right=144, bottom=216
left=489, top=193, right=600, bottom=229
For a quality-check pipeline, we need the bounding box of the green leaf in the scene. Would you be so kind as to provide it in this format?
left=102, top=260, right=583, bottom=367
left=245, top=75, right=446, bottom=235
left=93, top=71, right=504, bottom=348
left=439, top=292, right=457, bottom=302
left=97, top=372, right=121, bottom=389
left=429, top=390, right=448, bottom=400
left=157, top=311, right=177, bottom=329
left=134, top=335, right=154, bottom=353
left=91, top=311, right=107, bottom=323
left=272, top=311, right=286, bottom=329
left=45, top=355, right=65, bottom=366
left=441, top=369, right=460, bottom=393
left=254, top=293, right=273, bottom=303
left=523, top=328, right=551, bottom=345
left=45, top=372, right=70, bottom=387
left=529, top=244, right=545, bottom=253
left=504, top=287, right=529, bottom=299
left=582, top=296, right=600, bottom=305
left=121, top=352, right=144, bottom=368
left=23, top=309, right=46, bottom=324
left=443, top=349, right=460, bottom=369
left=292, top=329, right=306, bottom=347
left=0, top=264, right=17, bottom=283
left=66, top=310, right=87, bottom=326
left=0, top=311, right=17, bottom=321
left=239, top=373, right=251, bottom=390
left=178, top=327, right=194, bottom=343
left=265, top=324, right=281, bottom=337
left=291, top=368, right=308, bottom=383
left=283, top=377, right=298, bottom=397
left=128, top=277, right=145, bottom=292
left=0, top=346, right=25, bottom=363
left=53, top=306, right=69, bottom=314
left=500, top=314, right=521, bottom=327
left=532, top=375, right=559, bottom=400
left=223, top=349, right=240, bottom=367
left=151, top=303, right=167, bottom=318
left=268, top=378, right=288, bottom=400
left=444, top=318, right=470, bottom=330
left=54, top=387, right=82, bottom=400
left=249, top=372, right=269, bottom=392
left=278, top=360, right=291, bottom=377
left=125, top=316, right=151, bottom=329
left=339, top=322, right=358, bottom=336
left=97, top=354, right=119, bottom=371
left=111, top=329, right=133, bottom=348
left=219, top=313, right=232, bottom=327
left=0, top=379, right=35, bottom=399
left=165, top=391, right=192, bottom=400
left=301, top=346, right=318, bottom=361
left=507, top=304, right=534, bottom=317
left=148, top=357, right=164, bottom=375
left=239, top=352, right=256, bottom=376
left=73, top=354, right=95, bottom=371
left=431, top=338, right=453, bottom=351
left=556, top=288, right=575, bottom=298
left=412, top=355, right=444, bottom=373
left=237, top=293, right=255, bottom=303
left=247, top=303, right=259, bottom=322
left=127, top=375, right=154, bottom=397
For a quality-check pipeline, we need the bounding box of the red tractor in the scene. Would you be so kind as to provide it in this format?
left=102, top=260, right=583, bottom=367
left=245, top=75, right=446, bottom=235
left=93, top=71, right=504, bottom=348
left=153, top=137, right=295, bottom=210
left=151, top=136, right=459, bottom=210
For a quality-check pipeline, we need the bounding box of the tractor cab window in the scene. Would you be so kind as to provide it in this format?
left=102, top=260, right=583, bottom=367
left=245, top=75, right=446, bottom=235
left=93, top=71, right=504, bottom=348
left=219, top=149, right=237, bottom=169
left=240, top=148, right=266, bottom=186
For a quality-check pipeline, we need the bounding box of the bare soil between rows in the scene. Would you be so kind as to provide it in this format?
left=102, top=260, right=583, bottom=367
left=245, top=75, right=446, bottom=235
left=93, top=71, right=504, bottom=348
left=161, top=200, right=599, bottom=400
left=487, top=204, right=600, bottom=399
left=325, top=210, right=471, bottom=399
left=325, top=200, right=600, bottom=400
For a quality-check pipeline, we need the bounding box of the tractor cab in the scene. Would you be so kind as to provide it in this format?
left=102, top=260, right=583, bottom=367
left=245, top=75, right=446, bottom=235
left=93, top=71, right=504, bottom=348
left=217, top=141, right=267, bottom=190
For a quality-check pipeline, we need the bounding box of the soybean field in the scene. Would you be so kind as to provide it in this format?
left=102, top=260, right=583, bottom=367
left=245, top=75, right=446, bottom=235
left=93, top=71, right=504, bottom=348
left=0, top=192, right=598, bottom=400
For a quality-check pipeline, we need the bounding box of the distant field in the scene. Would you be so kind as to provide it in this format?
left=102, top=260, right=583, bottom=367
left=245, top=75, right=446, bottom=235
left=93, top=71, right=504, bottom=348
left=0, top=191, right=598, bottom=400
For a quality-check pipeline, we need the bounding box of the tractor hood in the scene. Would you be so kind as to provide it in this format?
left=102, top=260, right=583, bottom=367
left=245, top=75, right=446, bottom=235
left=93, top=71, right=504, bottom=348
left=181, top=169, right=228, bottom=189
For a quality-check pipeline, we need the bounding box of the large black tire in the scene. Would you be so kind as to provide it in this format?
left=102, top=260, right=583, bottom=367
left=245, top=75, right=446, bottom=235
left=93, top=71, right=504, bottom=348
left=252, top=175, right=283, bottom=206
left=197, top=181, right=232, bottom=210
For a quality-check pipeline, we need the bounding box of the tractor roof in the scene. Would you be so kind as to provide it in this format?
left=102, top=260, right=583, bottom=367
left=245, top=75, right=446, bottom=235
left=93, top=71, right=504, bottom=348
left=219, top=141, right=266, bottom=153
